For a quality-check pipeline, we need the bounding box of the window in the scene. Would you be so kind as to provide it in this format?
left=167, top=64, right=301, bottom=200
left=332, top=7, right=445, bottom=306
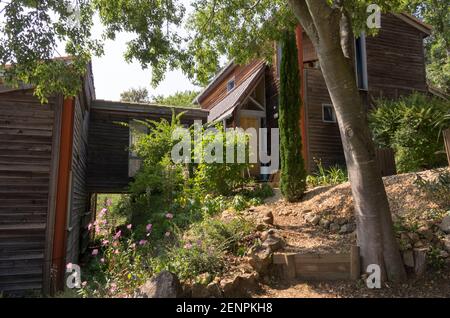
left=129, top=121, right=147, bottom=177
left=355, top=33, right=368, bottom=90
left=322, top=104, right=336, bottom=123
left=276, top=42, right=282, bottom=78
left=227, top=78, right=235, bottom=92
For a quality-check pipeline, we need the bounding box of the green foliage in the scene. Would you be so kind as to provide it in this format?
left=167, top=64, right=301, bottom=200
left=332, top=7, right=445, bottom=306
left=152, top=90, right=200, bottom=107
left=278, top=30, right=307, bottom=202
left=120, top=87, right=150, bottom=103
left=193, top=125, right=250, bottom=196
left=307, top=160, right=348, bottom=188
left=369, top=93, right=450, bottom=172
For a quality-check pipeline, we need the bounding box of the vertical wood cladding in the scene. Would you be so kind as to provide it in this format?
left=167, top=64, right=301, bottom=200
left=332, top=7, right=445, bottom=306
left=366, top=13, right=428, bottom=101
left=0, top=89, right=58, bottom=293
left=305, top=68, right=346, bottom=171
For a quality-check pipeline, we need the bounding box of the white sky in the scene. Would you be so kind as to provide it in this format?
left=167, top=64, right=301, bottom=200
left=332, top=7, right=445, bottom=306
left=90, top=2, right=200, bottom=101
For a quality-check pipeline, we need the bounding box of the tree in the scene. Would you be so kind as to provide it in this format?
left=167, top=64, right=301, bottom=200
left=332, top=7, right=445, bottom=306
left=5, top=0, right=436, bottom=281
left=279, top=30, right=307, bottom=202
left=120, top=87, right=150, bottom=103
left=407, top=0, right=449, bottom=92
left=152, top=90, right=200, bottom=107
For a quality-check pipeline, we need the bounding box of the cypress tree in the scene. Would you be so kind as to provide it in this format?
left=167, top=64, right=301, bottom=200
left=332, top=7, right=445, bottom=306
left=279, top=30, right=307, bottom=202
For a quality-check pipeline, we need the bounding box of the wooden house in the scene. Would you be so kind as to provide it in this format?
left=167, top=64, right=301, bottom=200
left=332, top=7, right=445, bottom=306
left=194, top=13, right=432, bottom=172
left=0, top=63, right=207, bottom=295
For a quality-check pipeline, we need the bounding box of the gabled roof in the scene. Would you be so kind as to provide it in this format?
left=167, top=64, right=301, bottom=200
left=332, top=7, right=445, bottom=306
left=395, top=13, right=432, bottom=36
left=207, top=62, right=265, bottom=122
left=193, top=59, right=236, bottom=104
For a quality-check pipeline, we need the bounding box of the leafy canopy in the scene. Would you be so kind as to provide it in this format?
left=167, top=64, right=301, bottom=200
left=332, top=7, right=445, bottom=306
left=1, top=0, right=447, bottom=100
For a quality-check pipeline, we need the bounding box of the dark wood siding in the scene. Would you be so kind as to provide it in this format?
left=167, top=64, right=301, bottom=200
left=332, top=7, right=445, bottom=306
left=305, top=68, right=345, bottom=171
left=0, top=90, right=58, bottom=293
left=87, top=102, right=208, bottom=193
left=366, top=13, right=428, bottom=101
left=66, top=96, right=90, bottom=264
left=200, top=60, right=266, bottom=110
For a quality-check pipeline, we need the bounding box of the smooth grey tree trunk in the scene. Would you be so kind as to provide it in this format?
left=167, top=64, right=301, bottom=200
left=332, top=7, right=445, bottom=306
left=288, top=0, right=406, bottom=282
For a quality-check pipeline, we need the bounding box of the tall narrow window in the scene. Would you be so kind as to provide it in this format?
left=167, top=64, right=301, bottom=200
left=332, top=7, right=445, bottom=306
left=355, top=33, right=368, bottom=90
left=276, top=42, right=282, bottom=79
left=322, top=104, right=336, bottom=123
left=129, top=121, right=147, bottom=177
left=227, top=78, right=235, bottom=92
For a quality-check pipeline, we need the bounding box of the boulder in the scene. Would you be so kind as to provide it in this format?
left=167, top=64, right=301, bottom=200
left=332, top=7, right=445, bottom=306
left=439, top=215, right=450, bottom=234
left=220, top=273, right=259, bottom=298
left=329, top=223, right=340, bottom=232
left=249, top=246, right=272, bottom=274
left=339, top=223, right=355, bottom=234
left=263, top=211, right=274, bottom=225
left=402, top=250, right=415, bottom=268
left=136, top=271, right=183, bottom=298
left=262, top=234, right=285, bottom=252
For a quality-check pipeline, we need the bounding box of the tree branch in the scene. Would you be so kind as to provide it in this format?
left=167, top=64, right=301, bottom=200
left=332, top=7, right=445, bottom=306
left=287, top=0, right=319, bottom=45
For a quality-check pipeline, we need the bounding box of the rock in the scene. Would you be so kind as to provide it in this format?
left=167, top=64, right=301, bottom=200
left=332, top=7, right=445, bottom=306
left=418, top=226, right=434, bottom=242
left=263, top=212, right=274, bottom=225
left=319, top=218, right=331, bottom=229
left=260, top=229, right=275, bottom=242
left=439, top=215, right=450, bottom=234
left=329, top=223, right=340, bottom=232
left=339, top=223, right=355, bottom=234
left=440, top=250, right=449, bottom=258
left=262, top=234, right=285, bottom=252
left=413, top=248, right=427, bottom=276
left=249, top=246, right=272, bottom=274
left=443, top=235, right=450, bottom=252
left=136, top=271, right=183, bottom=298
left=191, top=282, right=209, bottom=298
left=407, top=232, right=420, bottom=243
left=402, top=250, right=415, bottom=268
left=220, top=273, right=259, bottom=298
left=256, top=223, right=266, bottom=231
left=206, top=282, right=223, bottom=298
left=413, top=240, right=425, bottom=248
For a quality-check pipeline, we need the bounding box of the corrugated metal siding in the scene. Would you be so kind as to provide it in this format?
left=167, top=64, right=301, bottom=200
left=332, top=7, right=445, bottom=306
left=0, top=90, right=57, bottom=293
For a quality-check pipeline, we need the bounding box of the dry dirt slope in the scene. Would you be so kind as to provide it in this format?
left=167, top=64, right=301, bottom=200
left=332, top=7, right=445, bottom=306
left=248, top=168, right=450, bottom=297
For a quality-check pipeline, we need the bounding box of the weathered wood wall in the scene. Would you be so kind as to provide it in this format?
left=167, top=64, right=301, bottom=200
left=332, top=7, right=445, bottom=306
left=87, top=101, right=208, bottom=193
left=0, top=89, right=59, bottom=293
left=304, top=68, right=346, bottom=171
left=366, top=14, right=428, bottom=101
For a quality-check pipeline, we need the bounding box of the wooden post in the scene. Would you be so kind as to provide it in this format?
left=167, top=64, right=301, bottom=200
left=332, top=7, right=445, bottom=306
left=350, top=246, right=361, bottom=280
left=283, top=254, right=297, bottom=281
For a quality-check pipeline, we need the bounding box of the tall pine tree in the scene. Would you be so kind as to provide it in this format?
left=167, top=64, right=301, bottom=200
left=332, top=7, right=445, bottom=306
left=279, top=30, right=307, bottom=202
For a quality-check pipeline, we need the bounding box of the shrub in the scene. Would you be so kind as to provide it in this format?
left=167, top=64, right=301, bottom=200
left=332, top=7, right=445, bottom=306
left=193, top=124, right=250, bottom=196
left=306, top=160, right=348, bottom=187
left=278, top=30, right=307, bottom=202
left=369, top=93, right=450, bottom=172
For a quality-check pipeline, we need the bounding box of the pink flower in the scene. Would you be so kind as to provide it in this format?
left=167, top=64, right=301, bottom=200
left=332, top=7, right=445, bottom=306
left=165, top=231, right=171, bottom=237
left=98, top=208, right=107, bottom=218
left=114, top=249, right=120, bottom=254
left=66, top=263, right=73, bottom=270
left=81, top=281, right=87, bottom=287
left=91, top=249, right=98, bottom=256
left=101, top=239, right=109, bottom=246
left=100, top=258, right=105, bottom=263
left=127, top=224, right=132, bottom=230
left=110, top=283, right=117, bottom=293
left=165, top=213, right=174, bottom=219
left=130, top=243, right=136, bottom=249
left=95, top=225, right=101, bottom=234
left=87, top=223, right=93, bottom=231
left=113, top=230, right=122, bottom=240
left=184, top=243, right=192, bottom=249
left=146, top=224, right=153, bottom=232
left=139, top=240, right=148, bottom=246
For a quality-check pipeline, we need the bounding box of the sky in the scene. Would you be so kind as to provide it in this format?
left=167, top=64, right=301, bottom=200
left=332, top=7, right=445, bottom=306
left=90, top=3, right=200, bottom=101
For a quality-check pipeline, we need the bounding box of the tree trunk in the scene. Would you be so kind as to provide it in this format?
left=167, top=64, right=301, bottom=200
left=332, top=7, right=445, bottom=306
left=288, top=0, right=406, bottom=282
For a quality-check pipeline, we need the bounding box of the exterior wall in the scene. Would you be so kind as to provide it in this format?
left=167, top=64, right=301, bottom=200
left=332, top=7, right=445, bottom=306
left=304, top=68, right=345, bottom=171
left=65, top=95, right=91, bottom=264
left=87, top=103, right=208, bottom=193
left=199, top=60, right=265, bottom=110
left=0, top=89, right=60, bottom=293
left=366, top=13, right=428, bottom=101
